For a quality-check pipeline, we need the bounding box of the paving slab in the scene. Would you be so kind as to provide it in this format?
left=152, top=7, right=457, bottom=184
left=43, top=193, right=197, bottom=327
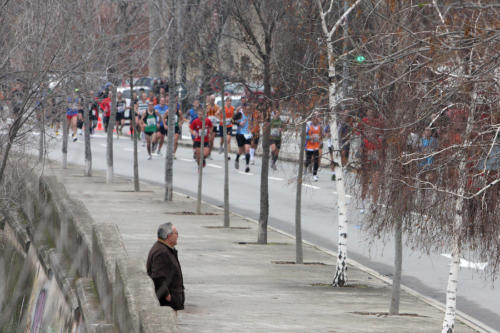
left=48, top=162, right=475, bottom=332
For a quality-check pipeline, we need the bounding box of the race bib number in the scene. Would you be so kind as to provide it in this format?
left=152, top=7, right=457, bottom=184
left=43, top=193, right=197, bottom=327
left=243, top=133, right=252, bottom=140
left=271, top=128, right=280, bottom=137
left=147, top=118, right=156, bottom=126
left=312, top=134, right=320, bottom=142
left=199, top=128, right=208, bottom=137
left=225, top=118, right=232, bottom=125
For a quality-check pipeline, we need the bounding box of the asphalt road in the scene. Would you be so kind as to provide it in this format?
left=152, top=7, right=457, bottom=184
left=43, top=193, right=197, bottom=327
left=45, top=131, right=500, bottom=331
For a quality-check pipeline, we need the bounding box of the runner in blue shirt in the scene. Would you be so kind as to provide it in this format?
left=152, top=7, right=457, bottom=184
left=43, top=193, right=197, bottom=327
left=154, top=97, right=169, bottom=155
left=235, top=103, right=252, bottom=172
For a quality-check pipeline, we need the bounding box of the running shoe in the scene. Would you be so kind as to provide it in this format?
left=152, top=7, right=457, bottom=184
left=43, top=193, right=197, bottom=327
left=331, top=174, right=336, bottom=181
left=72, top=135, right=77, bottom=142
left=250, top=159, right=255, bottom=165
left=245, top=166, right=250, bottom=173
left=203, top=159, right=206, bottom=167
left=313, top=175, right=318, bottom=182
left=148, top=155, right=152, bottom=160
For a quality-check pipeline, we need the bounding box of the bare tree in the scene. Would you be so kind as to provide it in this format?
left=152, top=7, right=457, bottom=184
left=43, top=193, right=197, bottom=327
left=182, top=0, right=232, bottom=220
left=115, top=0, right=148, bottom=191
left=231, top=0, right=287, bottom=244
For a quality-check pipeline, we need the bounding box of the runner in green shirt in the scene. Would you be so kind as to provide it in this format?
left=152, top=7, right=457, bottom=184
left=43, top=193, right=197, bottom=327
left=141, top=102, right=159, bottom=160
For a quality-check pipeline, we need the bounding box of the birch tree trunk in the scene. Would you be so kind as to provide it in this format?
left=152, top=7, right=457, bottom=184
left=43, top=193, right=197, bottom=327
left=106, top=85, right=117, bottom=184
left=341, top=0, right=349, bottom=104
left=129, top=76, right=140, bottom=192
left=315, top=0, right=361, bottom=287
left=441, top=79, right=477, bottom=332
left=326, top=39, right=349, bottom=286
left=196, top=108, right=206, bottom=214
left=83, top=100, right=91, bottom=176
left=62, top=111, right=68, bottom=169
left=442, top=243, right=461, bottom=333
left=390, top=220, right=402, bottom=314
left=295, top=120, right=306, bottom=264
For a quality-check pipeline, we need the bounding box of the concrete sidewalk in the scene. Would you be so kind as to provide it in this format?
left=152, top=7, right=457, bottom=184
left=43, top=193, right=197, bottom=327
left=50, top=162, right=475, bottom=332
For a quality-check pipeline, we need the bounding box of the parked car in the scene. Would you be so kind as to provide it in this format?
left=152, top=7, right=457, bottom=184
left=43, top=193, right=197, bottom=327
left=119, top=77, right=139, bottom=87
left=134, top=77, right=153, bottom=88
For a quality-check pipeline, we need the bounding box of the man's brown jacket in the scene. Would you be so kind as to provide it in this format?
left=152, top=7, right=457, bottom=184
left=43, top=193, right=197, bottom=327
left=146, top=241, right=185, bottom=310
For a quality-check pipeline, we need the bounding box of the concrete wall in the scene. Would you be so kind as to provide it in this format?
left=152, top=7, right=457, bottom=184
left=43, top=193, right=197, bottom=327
left=0, top=169, right=176, bottom=332
left=0, top=215, right=80, bottom=332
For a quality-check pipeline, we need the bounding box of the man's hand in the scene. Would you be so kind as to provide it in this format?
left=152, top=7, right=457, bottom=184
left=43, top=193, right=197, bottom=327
left=166, top=294, right=172, bottom=302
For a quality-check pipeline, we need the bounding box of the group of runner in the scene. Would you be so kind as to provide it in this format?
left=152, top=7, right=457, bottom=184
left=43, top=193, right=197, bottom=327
left=187, top=95, right=278, bottom=173
left=57, top=85, right=347, bottom=182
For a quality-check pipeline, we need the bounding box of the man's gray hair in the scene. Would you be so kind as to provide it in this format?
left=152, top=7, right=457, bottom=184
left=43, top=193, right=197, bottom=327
left=158, top=222, right=174, bottom=240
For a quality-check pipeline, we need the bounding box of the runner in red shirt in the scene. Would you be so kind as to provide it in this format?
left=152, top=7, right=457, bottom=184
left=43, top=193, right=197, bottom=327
left=99, top=91, right=112, bottom=133
left=190, top=106, right=213, bottom=168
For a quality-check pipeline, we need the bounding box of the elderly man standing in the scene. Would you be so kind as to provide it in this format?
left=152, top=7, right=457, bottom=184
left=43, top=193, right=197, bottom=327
left=146, top=222, right=185, bottom=310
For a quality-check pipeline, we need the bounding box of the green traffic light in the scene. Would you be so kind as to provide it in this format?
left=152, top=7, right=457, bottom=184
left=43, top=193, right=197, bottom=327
left=355, top=55, right=366, bottom=63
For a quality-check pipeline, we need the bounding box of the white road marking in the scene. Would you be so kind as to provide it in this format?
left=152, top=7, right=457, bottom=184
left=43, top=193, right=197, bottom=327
left=303, top=184, right=320, bottom=190
left=91, top=134, right=107, bottom=138
left=331, top=191, right=352, bottom=198
left=100, top=143, right=107, bottom=147
left=124, top=148, right=142, bottom=152
left=268, top=176, right=284, bottom=181
left=441, top=254, right=488, bottom=270
left=180, top=158, right=193, bottom=162
left=237, top=171, right=253, bottom=176
left=207, top=163, right=222, bottom=169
